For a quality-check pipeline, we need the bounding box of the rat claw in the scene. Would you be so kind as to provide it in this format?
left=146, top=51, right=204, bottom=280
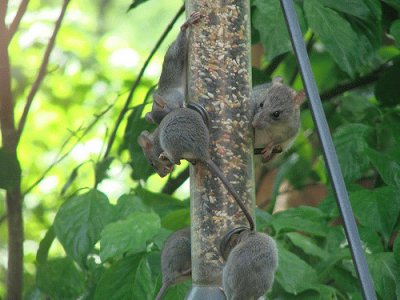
left=159, top=152, right=169, bottom=161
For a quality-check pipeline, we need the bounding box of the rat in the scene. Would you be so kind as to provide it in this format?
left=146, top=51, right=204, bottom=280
left=145, top=12, right=201, bottom=124
left=155, top=227, right=191, bottom=300
left=138, top=127, right=175, bottom=178
left=222, top=230, right=278, bottom=300
left=252, top=77, right=305, bottom=162
left=138, top=107, right=255, bottom=231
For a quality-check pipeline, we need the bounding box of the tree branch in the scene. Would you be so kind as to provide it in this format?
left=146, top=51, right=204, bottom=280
left=7, top=0, right=29, bottom=43
left=16, top=0, right=70, bottom=143
left=162, top=167, right=189, bottom=195
left=103, top=4, right=185, bottom=159
left=320, top=63, right=390, bottom=101
left=264, top=52, right=288, bottom=78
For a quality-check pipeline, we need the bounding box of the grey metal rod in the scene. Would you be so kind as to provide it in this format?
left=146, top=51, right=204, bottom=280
left=279, top=1, right=377, bottom=299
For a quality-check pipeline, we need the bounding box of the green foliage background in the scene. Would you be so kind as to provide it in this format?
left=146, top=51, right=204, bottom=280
left=1, top=0, right=400, bottom=299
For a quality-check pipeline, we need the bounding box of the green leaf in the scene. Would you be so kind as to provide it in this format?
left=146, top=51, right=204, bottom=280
left=94, top=254, right=153, bottom=300
left=252, top=0, right=306, bottom=60
left=54, top=189, right=114, bottom=266
left=333, top=123, right=373, bottom=182
left=366, top=147, right=400, bottom=188
left=394, top=235, right=400, bottom=265
left=272, top=206, right=328, bottom=236
left=134, top=186, right=189, bottom=218
left=95, top=156, right=114, bottom=185
left=286, top=232, right=328, bottom=259
left=128, top=0, right=149, bottom=11
left=0, top=147, right=21, bottom=189
left=252, top=0, right=291, bottom=60
left=36, top=226, right=55, bottom=265
left=123, top=90, right=157, bottom=181
left=36, top=257, right=85, bottom=300
left=338, top=94, right=373, bottom=123
left=115, top=193, right=150, bottom=220
left=275, top=243, right=318, bottom=294
left=100, top=211, right=160, bottom=261
left=349, top=187, right=400, bottom=244
left=390, top=20, right=400, bottom=48
left=320, top=0, right=371, bottom=20
left=304, top=0, right=361, bottom=77
left=359, top=226, right=384, bottom=254
left=375, top=61, right=400, bottom=106
left=367, top=252, right=400, bottom=300
left=161, top=208, right=190, bottom=231
left=255, top=208, right=272, bottom=232
left=132, top=256, right=154, bottom=300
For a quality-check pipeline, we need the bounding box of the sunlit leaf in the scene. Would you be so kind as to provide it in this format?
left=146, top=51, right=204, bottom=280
left=100, top=211, right=160, bottom=262
left=54, top=189, right=114, bottom=266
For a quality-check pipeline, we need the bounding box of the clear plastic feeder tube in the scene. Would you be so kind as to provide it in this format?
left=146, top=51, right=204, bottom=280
left=186, top=0, right=255, bottom=292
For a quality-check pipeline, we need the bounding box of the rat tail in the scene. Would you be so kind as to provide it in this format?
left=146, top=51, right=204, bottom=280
left=204, top=159, right=255, bottom=231
left=155, top=282, right=168, bottom=300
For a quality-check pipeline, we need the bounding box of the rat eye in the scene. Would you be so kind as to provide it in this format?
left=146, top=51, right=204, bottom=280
left=259, top=102, right=264, bottom=108
left=271, top=111, right=281, bottom=119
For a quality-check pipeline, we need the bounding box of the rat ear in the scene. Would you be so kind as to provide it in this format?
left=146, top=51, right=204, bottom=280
left=293, top=90, right=306, bottom=106
left=145, top=112, right=155, bottom=123
left=153, top=94, right=166, bottom=109
left=272, top=76, right=284, bottom=85
left=138, top=131, right=153, bottom=150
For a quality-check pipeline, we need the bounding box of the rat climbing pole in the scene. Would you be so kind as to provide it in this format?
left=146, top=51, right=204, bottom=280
left=185, top=0, right=254, bottom=298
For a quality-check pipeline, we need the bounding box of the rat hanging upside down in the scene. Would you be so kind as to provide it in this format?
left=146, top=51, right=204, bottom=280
left=138, top=106, right=255, bottom=231
left=145, top=12, right=201, bottom=124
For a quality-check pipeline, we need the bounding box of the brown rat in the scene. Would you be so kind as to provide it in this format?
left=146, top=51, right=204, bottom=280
left=146, top=12, right=201, bottom=124
left=138, top=107, right=255, bottom=230
left=222, top=230, right=278, bottom=300
left=138, top=127, right=175, bottom=178
left=252, top=77, right=305, bottom=162
left=155, top=227, right=191, bottom=300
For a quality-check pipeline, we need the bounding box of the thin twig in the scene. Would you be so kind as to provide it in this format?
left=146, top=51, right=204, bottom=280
left=264, top=52, right=288, bottom=78
left=162, top=167, right=189, bottom=195
left=103, top=5, right=185, bottom=159
left=320, top=63, right=389, bottom=101
left=7, top=0, right=29, bottom=43
left=16, top=0, right=70, bottom=143
left=22, top=103, right=113, bottom=195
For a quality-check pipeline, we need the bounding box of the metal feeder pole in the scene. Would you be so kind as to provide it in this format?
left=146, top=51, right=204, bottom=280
left=185, top=0, right=255, bottom=298
left=280, top=1, right=377, bottom=299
